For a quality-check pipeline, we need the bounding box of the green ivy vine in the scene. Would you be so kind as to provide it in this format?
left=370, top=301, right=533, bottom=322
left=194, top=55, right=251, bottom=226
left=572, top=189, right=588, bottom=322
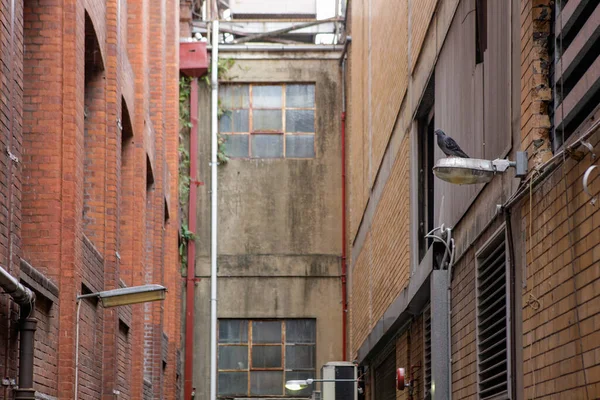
left=178, top=58, right=237, bottom=273
left=179, top=76, right=193, bottom=273
left=202, top=57, right=237, bottom=164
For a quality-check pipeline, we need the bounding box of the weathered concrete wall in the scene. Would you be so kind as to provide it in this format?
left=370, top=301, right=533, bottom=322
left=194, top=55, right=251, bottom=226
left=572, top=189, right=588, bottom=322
left=192, top=52, right=343, bottom=399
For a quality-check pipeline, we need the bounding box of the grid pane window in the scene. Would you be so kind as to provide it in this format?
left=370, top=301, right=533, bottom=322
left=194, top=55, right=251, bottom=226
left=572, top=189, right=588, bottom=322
left=217, top=319, right=316, bottom=397
left=219, top=83, right=316, bottom=158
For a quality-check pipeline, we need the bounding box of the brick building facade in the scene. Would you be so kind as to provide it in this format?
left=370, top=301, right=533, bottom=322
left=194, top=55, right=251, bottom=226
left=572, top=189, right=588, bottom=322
left=0, top=0, right=184, bottom=397
left=345, top=0, right=599, bottom=399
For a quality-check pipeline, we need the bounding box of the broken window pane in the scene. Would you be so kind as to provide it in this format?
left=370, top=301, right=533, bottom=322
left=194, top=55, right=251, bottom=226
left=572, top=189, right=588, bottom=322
left=218, top=371, right=248, bottom=396
left=223, top=135, right=249, bottom=158
left=219, top=320, right=248, bottom=343
left=251, top=135, right=283, bottom=159
left=285, top=345, right=315, bottom=369
left=286, top=84, right=315, bottom=108
left=286, top=319, right=316, bottom=343
left=252, top=85, right=282, bottom=108
left=286, top=110, right=314, bottom=132
left=285, top=135, right=315, bottom=158
left=253, top=109, right=282, bottom=131
left=219, top=345, right=248, bottom=370
left=250, top=371, right=283, bottom=396
left=285, top=371, right=314, bottom=396
left=252, top=321, right=282, bottom=343
left=252, top=346, right=282, bottom=368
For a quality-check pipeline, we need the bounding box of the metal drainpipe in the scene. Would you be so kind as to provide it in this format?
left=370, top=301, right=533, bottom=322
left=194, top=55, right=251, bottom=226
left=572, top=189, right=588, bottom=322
left=340, top=50, right=349, bottom=361
left=209, top=20, right=219, bottom=400
left=183, top=76, right=200, bottom=400
left=0, top=267, right=36, bottom=400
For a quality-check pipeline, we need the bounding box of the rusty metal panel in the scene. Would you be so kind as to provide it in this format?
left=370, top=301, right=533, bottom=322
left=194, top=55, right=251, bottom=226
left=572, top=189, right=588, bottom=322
left=370, top=0, right=409, bottom=188
left=484, top=0, right=511, bottom=159
left=410, top=0, right=438, bottom=72
left=434, top=0, right=485, bottom=226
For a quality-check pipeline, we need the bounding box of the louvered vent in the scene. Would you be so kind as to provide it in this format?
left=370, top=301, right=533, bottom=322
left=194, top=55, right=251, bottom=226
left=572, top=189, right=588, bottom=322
left=477, top=234, right=509, bottom=400
left=374, top=349, right=396, bottom=400
left=423, top=305, right=432, bottom=398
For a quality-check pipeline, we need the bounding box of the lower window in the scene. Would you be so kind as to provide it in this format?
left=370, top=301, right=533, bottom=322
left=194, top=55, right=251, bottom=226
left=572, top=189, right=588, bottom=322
left=218, top=319, right=316, bottom=397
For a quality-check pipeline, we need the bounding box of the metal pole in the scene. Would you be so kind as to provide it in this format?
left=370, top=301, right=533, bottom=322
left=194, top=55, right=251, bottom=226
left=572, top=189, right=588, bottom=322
left=14, top=318, right=37, bottom=400
left=209, top=19, right=220, bottom=400
left=74, top=299, right=82, bottom=400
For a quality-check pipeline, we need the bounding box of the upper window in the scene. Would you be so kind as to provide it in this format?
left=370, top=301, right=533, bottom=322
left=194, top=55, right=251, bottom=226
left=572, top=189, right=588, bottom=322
left=219, top=84, right=316, bottom=159
left=217, top=319, right=316, bottom=398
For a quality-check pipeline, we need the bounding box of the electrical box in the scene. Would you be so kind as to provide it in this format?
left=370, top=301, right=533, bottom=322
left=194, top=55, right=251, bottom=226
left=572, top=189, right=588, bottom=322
left=321, top=361, right=357, bottom=400
left=179, top=42, right=208, bottom=78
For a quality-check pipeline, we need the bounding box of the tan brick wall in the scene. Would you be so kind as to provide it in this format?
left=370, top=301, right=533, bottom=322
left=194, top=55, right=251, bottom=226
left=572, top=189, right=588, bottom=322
left=450, top=250, right=477, bottom=399
left=409, top=0, right=437, bottom=72
left=521, top=130, right=600, bottom=399
left=370, top=0, right=408, bottom=188
left=395, top=316, right=424, bottom=400
left=347, top=0, right=368, bottom=242
left=350, top=136, right=411, bottom=358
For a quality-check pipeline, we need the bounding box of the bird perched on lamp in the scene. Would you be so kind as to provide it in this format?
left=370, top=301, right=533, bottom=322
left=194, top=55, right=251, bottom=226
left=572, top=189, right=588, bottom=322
left=435, top=129, right=469, bottom=158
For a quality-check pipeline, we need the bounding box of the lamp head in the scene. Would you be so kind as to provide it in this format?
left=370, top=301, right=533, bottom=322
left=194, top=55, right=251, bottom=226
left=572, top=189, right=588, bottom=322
left=285, top=379, right=313, bottom=391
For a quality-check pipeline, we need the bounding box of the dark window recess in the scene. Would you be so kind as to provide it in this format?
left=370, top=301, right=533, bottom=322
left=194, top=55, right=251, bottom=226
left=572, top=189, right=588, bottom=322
left=475, top=0, right=488, bottom=64
left=374, top=348, right=396, bottom=400
left=551, top=1, right=600, bottom=149
left=477, top=233, right=510, bottom=400
left=423, top=306, right=432, bottom=399
left=418, top=113, right=435, bottom=262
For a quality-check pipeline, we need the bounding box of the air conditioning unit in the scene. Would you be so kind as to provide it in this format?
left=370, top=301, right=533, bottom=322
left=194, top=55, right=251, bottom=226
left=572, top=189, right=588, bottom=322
left=321, top=361, right=357, bottom=400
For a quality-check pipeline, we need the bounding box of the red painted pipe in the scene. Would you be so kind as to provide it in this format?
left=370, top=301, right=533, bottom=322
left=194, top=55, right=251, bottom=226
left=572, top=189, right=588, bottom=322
left=184, top=78, right=199, bottom=400
left=341, top=111, right=348, bottom=361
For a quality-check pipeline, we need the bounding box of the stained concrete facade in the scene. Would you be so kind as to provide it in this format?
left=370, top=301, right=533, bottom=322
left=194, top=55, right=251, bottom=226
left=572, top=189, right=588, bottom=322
left=190, top=50, right=344, bottom=398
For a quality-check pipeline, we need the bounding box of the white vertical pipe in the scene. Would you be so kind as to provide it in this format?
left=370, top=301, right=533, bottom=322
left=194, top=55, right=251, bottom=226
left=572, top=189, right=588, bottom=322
left=74, top=299, right=82, bottom=400
left=210, top=19, right=219, bottom=400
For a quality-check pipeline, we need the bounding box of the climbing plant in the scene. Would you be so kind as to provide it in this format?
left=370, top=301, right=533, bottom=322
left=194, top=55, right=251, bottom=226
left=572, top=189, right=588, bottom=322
left=202, top=57, right=237, bottom=164
left=179, top=76, right=192, bottom=272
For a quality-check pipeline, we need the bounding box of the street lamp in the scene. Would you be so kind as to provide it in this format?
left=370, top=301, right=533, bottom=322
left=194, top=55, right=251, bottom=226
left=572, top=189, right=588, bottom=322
left=433, top=152, right=528, bottom=185
left=285, top=378, right=359, bottom=391
left=75, top=284, right=167, bottom=400
left=76, top=284, right=167, bottom=307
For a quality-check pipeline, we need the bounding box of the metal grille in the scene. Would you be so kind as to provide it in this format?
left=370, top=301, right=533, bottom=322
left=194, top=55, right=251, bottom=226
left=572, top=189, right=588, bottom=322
left=552, top=0, right=600, bottom=148
left=423, top=305, right=432, bottom=398
left=374, top=348, right=396, bottom=400
left=477, top=235, right=509, bottom=400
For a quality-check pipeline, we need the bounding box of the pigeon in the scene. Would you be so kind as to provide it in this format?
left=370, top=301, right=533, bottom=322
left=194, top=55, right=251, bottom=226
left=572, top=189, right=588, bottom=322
left=434, top=129, right=469, bottom=158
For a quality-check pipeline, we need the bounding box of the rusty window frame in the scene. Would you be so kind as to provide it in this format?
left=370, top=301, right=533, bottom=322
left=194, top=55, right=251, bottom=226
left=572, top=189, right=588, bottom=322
left=217, top=319, right=316, bottom=397
left=219, top=83, right=316, bottom=159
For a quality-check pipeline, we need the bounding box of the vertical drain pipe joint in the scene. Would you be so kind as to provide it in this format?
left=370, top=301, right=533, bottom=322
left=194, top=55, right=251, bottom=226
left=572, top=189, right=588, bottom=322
left=0, top=266, right=37, bottom=400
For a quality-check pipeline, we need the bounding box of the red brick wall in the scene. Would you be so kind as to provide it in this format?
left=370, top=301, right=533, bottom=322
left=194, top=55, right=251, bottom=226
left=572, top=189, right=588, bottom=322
left=32, top=299, right=59, bottom=397
left=0, top=0, right=25, bottom=390
left=117, top=321, right=132, bottom=400
left=11, top=0, right=182, bottom=398
left=78, top=297, right=104, bottom=398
